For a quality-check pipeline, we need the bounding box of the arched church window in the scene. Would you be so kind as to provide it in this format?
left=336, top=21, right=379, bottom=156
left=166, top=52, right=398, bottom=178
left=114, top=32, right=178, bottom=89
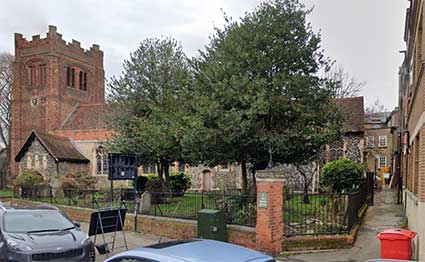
left=26, top=155, right=32, bottom=169
left=66, top=67, right=71, bottom=86
left=34, top=155, right=40, bottom=169
left=71, top=68, right=75, bottom=87
left=83, top=72, right=87, bottom=90
left=79, top=71, right=83, bottom=89
left=329, top=140, right=344, bottom=161
left=28, top=65, right=35, bottom=86
left=39, top=64, right=46, bottom=86
left=96, top=146, right=108, bottom=175
left=42, top=155, right=48, bottom=169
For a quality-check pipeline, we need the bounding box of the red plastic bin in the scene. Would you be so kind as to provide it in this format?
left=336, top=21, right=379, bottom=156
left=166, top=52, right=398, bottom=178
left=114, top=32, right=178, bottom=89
left=377, top=229, right=416, bottom=260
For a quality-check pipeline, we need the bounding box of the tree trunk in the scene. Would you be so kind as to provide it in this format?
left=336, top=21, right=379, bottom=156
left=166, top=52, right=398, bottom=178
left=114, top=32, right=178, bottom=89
left=303, top=182, right=310, bottom=204
left=157, top=162, right=164, bottom=182
left=251, top=167, right=257, bottom=199
left=161, top=159, right=171, bottom=192
left=241, top=160, right=248, bottom=195
left=164, top=163, right=170, bottom=185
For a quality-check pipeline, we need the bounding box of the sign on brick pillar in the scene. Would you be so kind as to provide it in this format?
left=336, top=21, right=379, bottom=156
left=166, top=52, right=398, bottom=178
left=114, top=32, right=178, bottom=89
left=255, top=170, right=285, bottom=256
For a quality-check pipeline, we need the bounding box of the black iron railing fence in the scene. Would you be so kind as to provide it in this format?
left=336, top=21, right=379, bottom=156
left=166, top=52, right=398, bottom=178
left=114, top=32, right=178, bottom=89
left=284, top=193, right=350, bottom=236
left=148, top=191, right=256, bottom=227
left=17, top=177, right=372, bottom=232
left=17, top=186, right=256, bottom=227
left=284, top=180, right=372, bottom=236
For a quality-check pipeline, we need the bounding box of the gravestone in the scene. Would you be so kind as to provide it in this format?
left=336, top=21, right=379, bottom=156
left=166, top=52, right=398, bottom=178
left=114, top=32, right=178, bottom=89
left=139, top=191, right=152, bottom=214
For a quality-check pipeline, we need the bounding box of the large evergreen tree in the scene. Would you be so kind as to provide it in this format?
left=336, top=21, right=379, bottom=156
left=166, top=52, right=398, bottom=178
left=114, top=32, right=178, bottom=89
left=107, top=38, right=192, bottom=186
left=182, top=0, right=343, bottom=193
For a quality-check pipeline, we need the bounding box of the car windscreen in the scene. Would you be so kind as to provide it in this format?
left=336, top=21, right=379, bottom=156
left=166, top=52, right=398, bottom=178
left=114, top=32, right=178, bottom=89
left=3, top=210, right=75, bottom=233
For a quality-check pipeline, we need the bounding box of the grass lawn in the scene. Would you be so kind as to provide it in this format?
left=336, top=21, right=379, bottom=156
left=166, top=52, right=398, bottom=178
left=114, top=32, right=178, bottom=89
left=0, top=190, right=13, bottom=198
left=149, top=193, right=222, bottom=218
left=284, top=194, right=348, bottom=234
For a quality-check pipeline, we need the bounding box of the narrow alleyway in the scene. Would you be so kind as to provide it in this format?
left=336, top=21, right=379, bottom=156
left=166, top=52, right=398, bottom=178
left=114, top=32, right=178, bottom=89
left=279, top=188, right=404, bottom=262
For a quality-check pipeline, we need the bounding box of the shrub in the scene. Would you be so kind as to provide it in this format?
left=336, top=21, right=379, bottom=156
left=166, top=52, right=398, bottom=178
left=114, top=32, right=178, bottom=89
left=15, top=171, right=45, bottom=187
left=60, top=173, right=96, bottom=192
left=145, top=177, right=163, bottom=193
left=320, top=159, right=364, bottom=193
left=135, top=176, right=149, bottom=192
left=169, top=172, right=191, bottom=193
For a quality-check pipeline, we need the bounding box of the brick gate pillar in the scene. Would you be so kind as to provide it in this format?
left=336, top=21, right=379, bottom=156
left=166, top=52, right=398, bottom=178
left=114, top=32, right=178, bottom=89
left=255, top=170, right=284, bottom=256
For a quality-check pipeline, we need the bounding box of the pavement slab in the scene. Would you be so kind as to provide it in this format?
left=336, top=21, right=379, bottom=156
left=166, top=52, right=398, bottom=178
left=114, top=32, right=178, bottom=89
left=79, top=222, right=173, bottom=262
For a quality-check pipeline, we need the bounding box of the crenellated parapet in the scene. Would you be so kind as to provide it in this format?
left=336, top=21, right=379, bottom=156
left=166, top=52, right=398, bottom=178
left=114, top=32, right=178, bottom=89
left=14, top=25, right=103, bottom=60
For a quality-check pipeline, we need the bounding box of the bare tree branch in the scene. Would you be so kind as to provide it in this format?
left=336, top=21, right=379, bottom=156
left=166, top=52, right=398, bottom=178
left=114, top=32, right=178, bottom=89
left=0, top=52, right=13, bottom=150
left=0, top=52, right=13, bottom=188
left=365, top=99, right=388, bottom=117
left=326, top=65, right=365, bottom=99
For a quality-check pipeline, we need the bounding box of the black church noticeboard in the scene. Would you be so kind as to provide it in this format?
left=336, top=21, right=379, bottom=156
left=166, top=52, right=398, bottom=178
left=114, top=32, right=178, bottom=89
left=88, top=209, right=127, bottom=236
left=108, top=153, right=137, bottom=181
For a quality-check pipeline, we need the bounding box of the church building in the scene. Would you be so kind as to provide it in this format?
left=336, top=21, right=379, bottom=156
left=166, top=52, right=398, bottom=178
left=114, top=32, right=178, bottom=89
left=10, top=26, right=111, bottom=186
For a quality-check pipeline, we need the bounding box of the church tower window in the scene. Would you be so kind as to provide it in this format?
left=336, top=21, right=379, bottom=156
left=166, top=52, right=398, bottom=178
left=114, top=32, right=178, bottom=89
left=79, top=71, right=83, bottom=89
left=66, top=67, right=71, bottom=86
left=39, top=64, right=46, bottom=85
left=71, top=68, right=75, bottom=87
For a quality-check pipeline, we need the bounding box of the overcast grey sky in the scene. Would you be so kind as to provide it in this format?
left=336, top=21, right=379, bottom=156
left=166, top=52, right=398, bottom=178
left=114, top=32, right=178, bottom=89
left=0, top=0, right=408, bottom=109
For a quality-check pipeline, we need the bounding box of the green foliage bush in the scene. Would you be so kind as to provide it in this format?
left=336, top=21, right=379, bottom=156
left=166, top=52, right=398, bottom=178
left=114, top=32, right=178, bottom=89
left=138, top=173, right=191, bottom=193
left=15, top=171, right=45, bottom=187
left=169, top=172, right=191, bottom=193
left=145, top=177, right=163, bottom=193
left=60, top=173, right=96, bottom=191
left=320, top=159, right=364, bottom=193
left=136, top=176, right=149, bottom=192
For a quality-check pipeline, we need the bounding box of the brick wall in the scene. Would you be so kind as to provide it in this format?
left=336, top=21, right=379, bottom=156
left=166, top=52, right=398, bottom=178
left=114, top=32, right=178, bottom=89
left=255, top=170, right=284, bottom=255
left=419, top=128, right=425, bottom=201
left=3, top=198, right=256, bottom=249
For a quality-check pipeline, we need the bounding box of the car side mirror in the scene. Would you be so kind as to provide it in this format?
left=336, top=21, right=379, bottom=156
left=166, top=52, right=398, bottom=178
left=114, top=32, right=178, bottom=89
left=74, top=222, right=81, bottom=228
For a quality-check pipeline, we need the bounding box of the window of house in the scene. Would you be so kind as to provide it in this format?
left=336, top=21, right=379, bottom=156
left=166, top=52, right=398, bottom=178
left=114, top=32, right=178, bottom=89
left=379, top=156, right=387, bottom=168
left=150, top=164, right=156, bottom=174
left=366, top=136, right=374, bottom=147
left=378, top=136, right=388, bottom=147
left=143, top=165, right=149, bottom=174
left=42, top=155, right=47, bottom=169
left=96, top=147, right=108, bottom=175
left=26, top=156, right=32, bottom=169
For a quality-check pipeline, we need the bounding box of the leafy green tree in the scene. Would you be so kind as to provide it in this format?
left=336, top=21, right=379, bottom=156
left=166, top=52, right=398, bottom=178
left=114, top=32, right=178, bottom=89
left=107, top=38, right=192, bottom=187
left=182, top=0, right=343, bottom=194
left=320, top=159, right=364, bottom=193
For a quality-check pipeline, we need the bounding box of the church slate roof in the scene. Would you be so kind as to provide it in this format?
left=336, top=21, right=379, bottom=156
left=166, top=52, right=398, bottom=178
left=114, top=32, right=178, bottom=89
left=333, top=96, right=365, bottom=133
left=15, top=131, right=89, bottom=162
left=60, top=103, right=107, bottom=130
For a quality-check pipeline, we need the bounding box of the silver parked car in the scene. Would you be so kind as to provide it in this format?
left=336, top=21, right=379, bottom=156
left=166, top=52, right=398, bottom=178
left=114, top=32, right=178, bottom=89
left=106, top=239, right=275, bottom=262
left=0, top=204, right=95, bottom=262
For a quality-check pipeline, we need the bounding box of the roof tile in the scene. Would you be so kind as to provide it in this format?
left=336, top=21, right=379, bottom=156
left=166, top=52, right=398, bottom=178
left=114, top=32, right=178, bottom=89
left=333, top=96, right=365, bottom=133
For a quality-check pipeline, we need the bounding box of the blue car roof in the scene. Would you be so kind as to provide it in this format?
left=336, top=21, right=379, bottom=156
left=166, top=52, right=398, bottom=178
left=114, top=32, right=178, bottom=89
left=106, top=239, right=272, bottom=262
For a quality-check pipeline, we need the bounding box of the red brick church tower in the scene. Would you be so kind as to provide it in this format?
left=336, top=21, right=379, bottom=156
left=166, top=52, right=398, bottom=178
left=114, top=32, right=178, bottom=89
left=10, top=25, right=106, bottom=176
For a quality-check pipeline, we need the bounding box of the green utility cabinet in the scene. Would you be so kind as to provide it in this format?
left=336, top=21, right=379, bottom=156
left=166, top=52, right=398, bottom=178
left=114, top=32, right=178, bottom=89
left=197, top=209, right=227, bottom=242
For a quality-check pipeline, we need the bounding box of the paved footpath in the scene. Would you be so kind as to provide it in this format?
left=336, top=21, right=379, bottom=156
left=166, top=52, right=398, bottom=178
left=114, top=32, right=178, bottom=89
left=79, top=223, right=172, bottom=262
left=279, top=188, right=404, bottom=262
